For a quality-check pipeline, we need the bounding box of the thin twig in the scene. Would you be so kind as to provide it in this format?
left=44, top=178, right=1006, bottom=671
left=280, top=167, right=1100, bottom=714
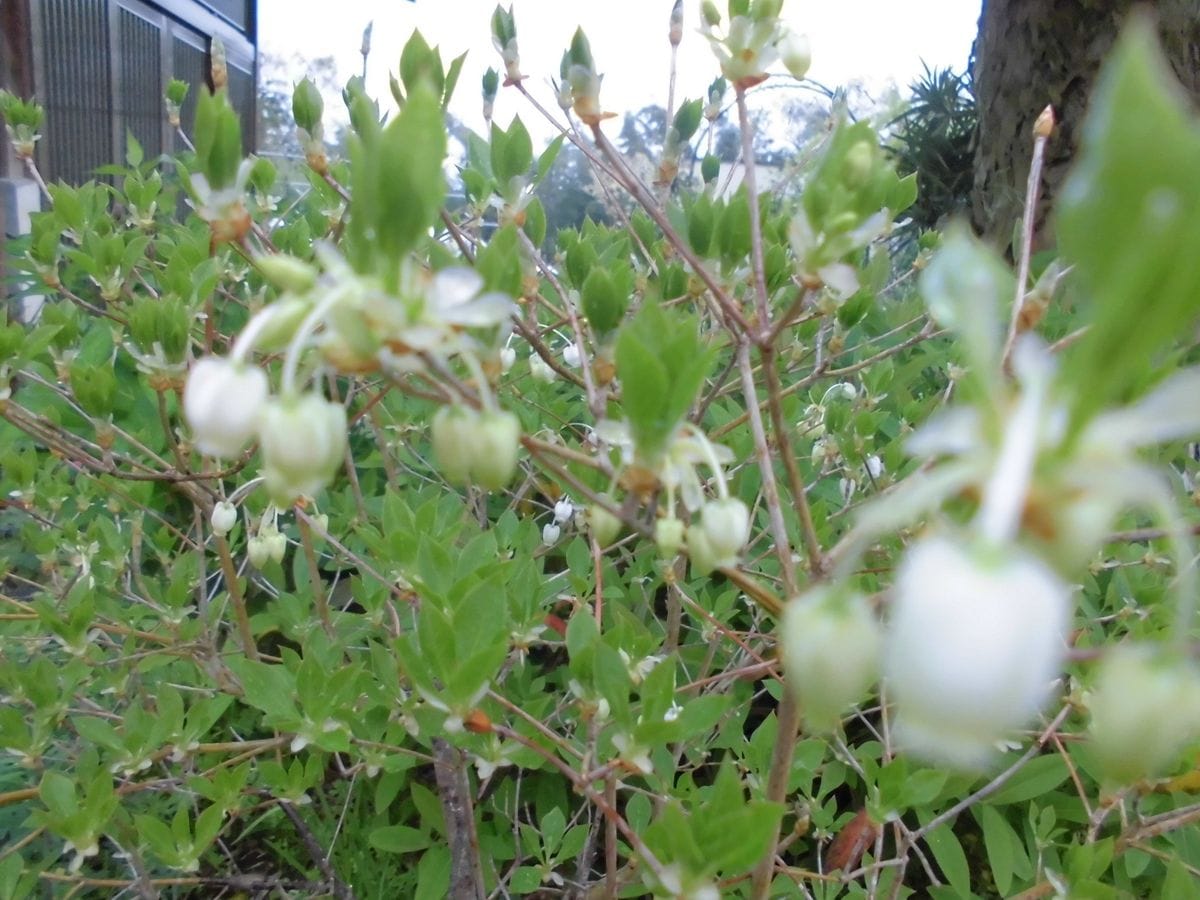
left=1001, top=105, right=1054, bottom=370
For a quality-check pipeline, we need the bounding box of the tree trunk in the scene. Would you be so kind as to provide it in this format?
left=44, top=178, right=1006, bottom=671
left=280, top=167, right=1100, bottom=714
left=970, top=0, right=1200, bottom=252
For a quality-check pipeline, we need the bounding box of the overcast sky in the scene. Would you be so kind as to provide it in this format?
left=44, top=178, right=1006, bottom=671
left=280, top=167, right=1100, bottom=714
left=258, top=1, right=981, bottom=144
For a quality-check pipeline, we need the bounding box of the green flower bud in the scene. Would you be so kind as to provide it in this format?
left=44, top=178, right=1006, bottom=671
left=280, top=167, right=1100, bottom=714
left=1088, top=646, right=1200, bottom=783
left=432, top=406, right=478, bottom=486
left=247, top=534, right=271, bottom=569
left=587, top=498, right=622, bottom=547
left=701, top=0, right=721, bottom=27
left=471, top=410, right=521, bottom=490
left=781, top=586, right=881, bottom=732
left=255, top=254, right=318, bottom=293
left=655, top=517, right=686, bottom=558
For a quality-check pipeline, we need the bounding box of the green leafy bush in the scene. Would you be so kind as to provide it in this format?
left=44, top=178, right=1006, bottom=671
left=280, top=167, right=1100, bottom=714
left=1, top=5, right=1200, bottom=898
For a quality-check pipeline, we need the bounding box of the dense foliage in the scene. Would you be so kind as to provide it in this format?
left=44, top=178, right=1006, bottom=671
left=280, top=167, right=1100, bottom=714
left=2, top=3, right=1200, bottom=897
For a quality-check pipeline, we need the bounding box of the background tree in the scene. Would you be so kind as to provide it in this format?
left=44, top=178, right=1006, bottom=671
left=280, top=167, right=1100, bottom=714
left=970, top=0, right=1200, bottom=250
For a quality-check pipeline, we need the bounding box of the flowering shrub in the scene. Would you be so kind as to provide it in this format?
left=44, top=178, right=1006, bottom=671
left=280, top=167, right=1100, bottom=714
left=2, top=3, right=1200, bottom=897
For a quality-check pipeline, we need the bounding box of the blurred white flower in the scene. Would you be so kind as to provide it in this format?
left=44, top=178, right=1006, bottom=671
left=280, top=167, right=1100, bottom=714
left=885, top=535, right=1070, bottom=769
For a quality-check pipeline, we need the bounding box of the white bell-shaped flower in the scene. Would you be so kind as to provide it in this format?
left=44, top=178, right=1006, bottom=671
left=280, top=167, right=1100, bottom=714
left=210, top=501, right=238, bottom=537
left=258, top=393, right=348, bottom=504
left=183, top=357, right=268, bottom=458
left=885, top=535, right=1071, bottom=768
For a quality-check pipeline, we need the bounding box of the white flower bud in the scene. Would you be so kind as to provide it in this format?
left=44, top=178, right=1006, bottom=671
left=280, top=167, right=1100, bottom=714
left=553, top=497, right=574, bottom=524
left=563, top=343, right=582, bottom=368
left=865, top=454, right=884, bottom=480
left=839, top=477, right=857, bottom=505
left=183, top=357, right=268, bottom=458
left=210, top=501, right=237, bottom=536
left=542, top=522, right=561, bottom=545
left=885, top=536, right=1070, bottom=769
left=781, top=587, right=881, bottom=732
left=687, top=498, right=751, bottom=577
left=530, top=355, right=557, bottom=383
left=779, top=31, right=811, bottom=80
left=499, top=346, right=517, bottom=373
left=1087, top=645, right=1200, bottom=783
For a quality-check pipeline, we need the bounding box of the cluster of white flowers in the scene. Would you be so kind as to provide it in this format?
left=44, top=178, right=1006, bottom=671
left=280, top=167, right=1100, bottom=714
left=781, top=297, right=1200, bottom=776
left=183, top=250, right=518, bottom=506
left=595, top=419, right=752, bottom=574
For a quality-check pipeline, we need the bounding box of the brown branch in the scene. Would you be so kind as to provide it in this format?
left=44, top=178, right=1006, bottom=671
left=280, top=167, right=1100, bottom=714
left=432, top=738, right=486, bottom=900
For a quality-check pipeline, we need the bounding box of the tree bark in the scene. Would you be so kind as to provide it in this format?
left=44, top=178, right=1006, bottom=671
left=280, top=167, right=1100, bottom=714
left=970, top=0, right=1200, bottom=251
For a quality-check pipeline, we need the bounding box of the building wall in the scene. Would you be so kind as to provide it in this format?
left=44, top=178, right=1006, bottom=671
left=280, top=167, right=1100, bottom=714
left=4, top=0, right=257, bottom=185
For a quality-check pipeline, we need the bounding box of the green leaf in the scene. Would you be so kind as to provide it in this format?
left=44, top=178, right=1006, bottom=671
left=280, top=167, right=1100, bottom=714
left=370, top=824, right=432, bottom=854
left=475, top=224, right=523, bottom=297
left=985, top=755, right=1068, bottom=806
left=348, top=85, right=446, bottom=279
left=615, top=301, right=714, bottom=462
left=1058, top=16, right=1200, bottom=434
left=225, top=658, right=298, bottom=722
left=921, top=818, right=971, bottom=897
left=975, top=805, right=1019, bottom=896
left=38, top=772, right=77, bottom=822
left=536, top=134, right=565, bottom=184
left=581, top=267, right=625, bottom=338
left=540, top=807, right=566, bottom=856
left=399, top=31, right=444, bottom=99
left=415, top=845, right=451, bottom=900
left=492, top=117, right=533, bottom=186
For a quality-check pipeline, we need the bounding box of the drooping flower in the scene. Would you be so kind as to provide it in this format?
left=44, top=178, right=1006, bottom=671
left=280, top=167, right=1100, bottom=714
left=688, top=497, right=751, bottom=575
left=183, top=357, right=268, bottom=458
left=1087, top=645, right=1200, bottom=783
left=258, top=393, right=348, bottom=504
left=885, top=535, right=1071, bottom=768
left=781, top=586, right=881, bottom=732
